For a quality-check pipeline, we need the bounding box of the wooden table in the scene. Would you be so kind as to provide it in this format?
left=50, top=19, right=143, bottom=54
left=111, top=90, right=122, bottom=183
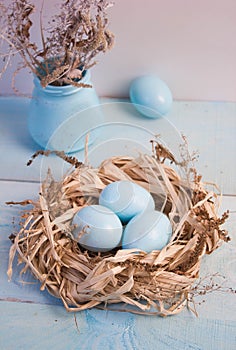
left=0, top=97, right=235, bottom=350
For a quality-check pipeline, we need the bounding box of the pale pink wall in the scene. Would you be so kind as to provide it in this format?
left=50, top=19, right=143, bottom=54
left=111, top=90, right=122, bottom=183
left=1, top=0, right=236, bottom=101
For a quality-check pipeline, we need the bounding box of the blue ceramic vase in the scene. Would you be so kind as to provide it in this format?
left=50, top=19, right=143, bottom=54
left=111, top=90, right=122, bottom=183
left=28, top=70, right=103, bottom=153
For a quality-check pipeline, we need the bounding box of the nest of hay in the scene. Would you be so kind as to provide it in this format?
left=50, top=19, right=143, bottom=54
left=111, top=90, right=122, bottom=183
left=7, top=141, right=230, bottom=316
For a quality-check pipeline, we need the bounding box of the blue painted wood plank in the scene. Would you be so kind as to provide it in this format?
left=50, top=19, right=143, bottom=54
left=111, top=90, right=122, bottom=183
left=0, top=93, right=236, bottom=350
left=0, top=97, right=236, bottom=194
left=134, top=313, right=236, bottom=350
left=0, top=301, right=235, bottom=350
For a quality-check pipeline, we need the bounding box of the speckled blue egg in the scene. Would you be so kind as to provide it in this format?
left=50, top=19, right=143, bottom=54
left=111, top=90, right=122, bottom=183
left=122, top=210, right=172, bottom=252
left=72, top=205, right=123, bottom=252
left=129, top=75, right=173, bottom=118
left=99, top=180, right=155, bottom=223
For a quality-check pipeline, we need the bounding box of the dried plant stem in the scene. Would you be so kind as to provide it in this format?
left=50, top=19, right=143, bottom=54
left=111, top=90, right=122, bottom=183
left=0, top=0, right=115, bottom=88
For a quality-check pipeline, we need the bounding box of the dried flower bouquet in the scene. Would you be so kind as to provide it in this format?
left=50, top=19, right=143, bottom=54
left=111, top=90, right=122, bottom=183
left=0, top=0, right=114, bottom=88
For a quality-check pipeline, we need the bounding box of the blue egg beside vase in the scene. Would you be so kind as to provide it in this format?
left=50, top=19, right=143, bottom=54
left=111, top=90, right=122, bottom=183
left=129, top=75, right=173, bottom=119
left=28, top=69, right=103, bottom=153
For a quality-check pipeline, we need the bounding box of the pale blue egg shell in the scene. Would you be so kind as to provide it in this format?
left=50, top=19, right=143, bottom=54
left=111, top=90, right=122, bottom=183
left=129, top=75, right=173, bottom=118
left=99, top=180, right=155, bottom=223
left=122, top=210, right=172, bottom=252
left=72, top=205, right=123, bottom=252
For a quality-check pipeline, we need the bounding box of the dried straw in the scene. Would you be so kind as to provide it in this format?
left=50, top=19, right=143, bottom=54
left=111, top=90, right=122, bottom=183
left=7, top=142, right=230, bottom=316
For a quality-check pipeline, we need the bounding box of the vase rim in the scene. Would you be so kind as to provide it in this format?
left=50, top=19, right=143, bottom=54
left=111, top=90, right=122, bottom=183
left=33, top=69, right=91, bottom=96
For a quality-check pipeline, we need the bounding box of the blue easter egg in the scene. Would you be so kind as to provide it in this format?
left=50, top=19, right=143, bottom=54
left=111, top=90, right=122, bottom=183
left=99, top=180, right=155, bottom=223
left=129, top=75, right=173, bottom=118
left=72, top=205, right=123, bottom=252
left=122, top=210, right=172, bottom=252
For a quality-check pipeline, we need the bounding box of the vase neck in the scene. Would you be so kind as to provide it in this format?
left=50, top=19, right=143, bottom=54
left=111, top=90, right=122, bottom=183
left=33, top=70, right=91, bottom=96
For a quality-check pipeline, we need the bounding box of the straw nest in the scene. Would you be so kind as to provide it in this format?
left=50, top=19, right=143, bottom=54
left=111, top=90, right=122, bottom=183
left=7, top=140, right=230, bottom=316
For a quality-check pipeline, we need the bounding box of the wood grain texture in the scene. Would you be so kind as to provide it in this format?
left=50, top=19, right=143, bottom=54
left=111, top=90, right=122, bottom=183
left=0, top=97, right=236, bottom=350
left=0, top=97, right=236, bottom=194
left=0, top=301, right=235, bottom=350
